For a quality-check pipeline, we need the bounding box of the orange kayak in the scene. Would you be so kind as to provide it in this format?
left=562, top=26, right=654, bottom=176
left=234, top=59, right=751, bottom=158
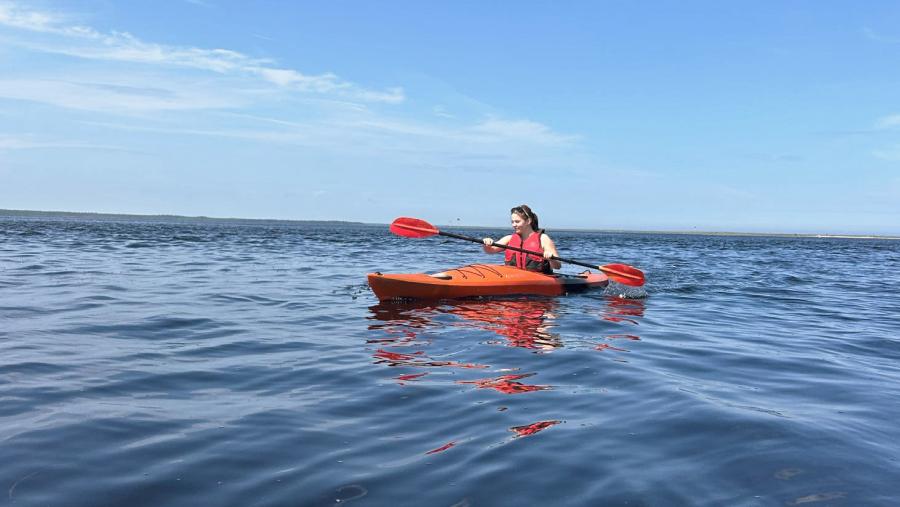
left=367, top=264, right=608, bottom=301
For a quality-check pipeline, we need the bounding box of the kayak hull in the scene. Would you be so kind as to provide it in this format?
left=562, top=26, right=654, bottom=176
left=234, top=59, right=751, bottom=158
left=367, top=264, right=608, bottom=301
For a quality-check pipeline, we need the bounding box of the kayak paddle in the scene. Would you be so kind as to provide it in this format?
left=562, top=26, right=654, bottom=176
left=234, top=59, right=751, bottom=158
left=389, top=217, right=646, bottom=287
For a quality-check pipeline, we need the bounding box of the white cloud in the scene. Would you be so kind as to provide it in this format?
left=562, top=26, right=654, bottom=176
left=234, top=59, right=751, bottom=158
left=873, top=145, right=900, bottom=161
left=875, top=114, right=900, bottom=129
left=0, top=135, right=33, bottom=149
left=0, top=2, right=64, bottom=32
left=469, top=118, right=578, bottom=146
left=0, top=2, right=579, bottom=170
left=0, top=134, right=124, bottom=151
left=310, top=115, right=576, bottom=151
left=0, top=78, right=242, bottom=111
left=863, top=27, right=900, bottom=44
left=433, top=106, right=455, bottom=119
left=76, top=110, right=581, bottom=170
left=0, top=1, right=404, bottom=103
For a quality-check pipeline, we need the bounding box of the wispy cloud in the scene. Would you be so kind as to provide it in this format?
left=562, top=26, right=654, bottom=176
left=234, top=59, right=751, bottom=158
left=863, top=27, right=900, bottom=44
left=433, top=106, right=455, bottom=119
left=0, top=135, right=39, bottom=150
left=0, top=2, right=66, bottom=32
left=70, top=112, right=581, bottom=179
left=875, top=114, right=900, bottom=129
left=872, top=114, right=900, bottom=160
left=0, top=1, right=403, bottom=103
left=0, top=134, right=125, bottom=151
left=873, top=145, right=900, bottom=161
left=0, top=78, right=243, bottom=111
left=469, top=118, right=577, bottom=146
left=0, top=1, right=579, bottom=170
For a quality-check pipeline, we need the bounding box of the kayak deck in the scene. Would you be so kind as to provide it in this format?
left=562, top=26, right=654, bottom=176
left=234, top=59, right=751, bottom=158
left=367, top=264, right=608, bottom=301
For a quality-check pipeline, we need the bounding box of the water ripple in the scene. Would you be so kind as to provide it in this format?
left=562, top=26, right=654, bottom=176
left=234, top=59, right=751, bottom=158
left=1, top=218, right=899, bottom=505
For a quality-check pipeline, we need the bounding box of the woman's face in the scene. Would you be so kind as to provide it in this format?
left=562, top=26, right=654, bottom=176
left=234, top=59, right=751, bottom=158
left=510, top=212, right=530, bottom=234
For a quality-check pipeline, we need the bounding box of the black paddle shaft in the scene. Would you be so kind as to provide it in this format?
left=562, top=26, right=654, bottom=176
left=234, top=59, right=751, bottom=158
left=437, top=230, right=597, bottom=270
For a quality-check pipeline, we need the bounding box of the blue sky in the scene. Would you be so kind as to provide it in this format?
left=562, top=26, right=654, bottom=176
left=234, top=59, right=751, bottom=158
left=1, top=1, right=899, bottom=234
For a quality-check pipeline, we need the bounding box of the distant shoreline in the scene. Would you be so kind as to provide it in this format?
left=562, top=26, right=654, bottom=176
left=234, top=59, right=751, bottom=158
left=2, top=209, right=898, bottom=240
left=0, top=209, right=368, bottom=227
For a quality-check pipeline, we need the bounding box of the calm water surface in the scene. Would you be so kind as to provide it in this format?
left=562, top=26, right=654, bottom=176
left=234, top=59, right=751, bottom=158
left=2, top=217, right=899, bottom=506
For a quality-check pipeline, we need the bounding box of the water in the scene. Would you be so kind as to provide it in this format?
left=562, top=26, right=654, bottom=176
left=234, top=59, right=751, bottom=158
left=2, top=216, right=899, bottom=506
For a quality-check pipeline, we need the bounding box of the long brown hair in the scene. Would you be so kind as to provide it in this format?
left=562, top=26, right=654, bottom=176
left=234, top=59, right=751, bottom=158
left=511, top=204, right=542, bottom=232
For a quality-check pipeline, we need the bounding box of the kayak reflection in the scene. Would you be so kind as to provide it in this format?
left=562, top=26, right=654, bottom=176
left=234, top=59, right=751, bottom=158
left=368, top=295, right=646, bottom=352
left=369, top=297, right=561, bottom=351
left=449, top=299, right=561, bottom=351
left=366, top=295, right=647, bottom=451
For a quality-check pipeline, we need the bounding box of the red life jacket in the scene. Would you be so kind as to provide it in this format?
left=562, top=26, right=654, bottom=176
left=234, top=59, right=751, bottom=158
left=505, top=231, right=552, bottom=273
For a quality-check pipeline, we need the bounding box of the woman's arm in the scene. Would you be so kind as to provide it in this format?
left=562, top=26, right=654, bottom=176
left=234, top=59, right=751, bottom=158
left=483, top=234, right=512, bottom=254
left=540, top=234, right=562, bottom=270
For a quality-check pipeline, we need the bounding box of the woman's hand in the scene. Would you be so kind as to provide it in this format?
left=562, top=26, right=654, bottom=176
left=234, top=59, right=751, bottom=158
left=483, top=235, right=510, bottom=254
left=540, top=235, right=562, bottom=270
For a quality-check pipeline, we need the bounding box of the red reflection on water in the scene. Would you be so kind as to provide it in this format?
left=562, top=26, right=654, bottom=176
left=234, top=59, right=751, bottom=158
left=396, top=372, right=428, bottom=381
left=606, top=334, right=641, bottom=340
left=458, top=373, right=550, bottom=394
left=374, top=349, right=423, bottom=361
left=367, top=329, right=418, bottom=345
left=595, top=333, right=641, bottom=352
left=510, top=420, right=561, bottom=437
left=605, top=297, right=646, bottom=316
left=395, top=372, right=428, bottom=383
left=425, top=441, right=456, bottom=455
left=373, top=348, right=488, bottom=369
left=369, top=296, right=646, bottom=363
left=368, top=298, right=562, bottom=351
left=451, top=299, right=561, bottom=351
left=595, top=343, right=627, bottom=352
left=366, top=296, right=646, bottom=454
left=601, top=296, right=646, bottom=325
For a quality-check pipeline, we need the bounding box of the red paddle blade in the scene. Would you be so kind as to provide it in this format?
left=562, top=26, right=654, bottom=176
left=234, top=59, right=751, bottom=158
left=389, top=217, right=440, bottom=238
left=599, top=263, right=646, bottom=287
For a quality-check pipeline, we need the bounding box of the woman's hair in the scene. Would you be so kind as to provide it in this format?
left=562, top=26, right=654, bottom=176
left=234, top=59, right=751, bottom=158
left=511, top=204, right=541, bottom=231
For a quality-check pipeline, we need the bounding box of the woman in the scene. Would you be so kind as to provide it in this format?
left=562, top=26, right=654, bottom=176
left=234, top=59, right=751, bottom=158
left=483, top=205, right=561, bottom=273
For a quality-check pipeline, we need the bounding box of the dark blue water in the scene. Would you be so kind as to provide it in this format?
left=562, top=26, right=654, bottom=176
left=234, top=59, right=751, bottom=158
left=2, top=216, right=899, bottom=506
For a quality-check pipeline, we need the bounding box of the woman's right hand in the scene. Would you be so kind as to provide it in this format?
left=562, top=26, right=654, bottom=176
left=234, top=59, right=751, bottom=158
left=482, top=237, right=494, bottom=247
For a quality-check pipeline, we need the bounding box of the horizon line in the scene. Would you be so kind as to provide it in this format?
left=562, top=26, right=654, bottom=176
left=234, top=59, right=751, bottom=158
left=2, top=208, right=898, bottom=240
